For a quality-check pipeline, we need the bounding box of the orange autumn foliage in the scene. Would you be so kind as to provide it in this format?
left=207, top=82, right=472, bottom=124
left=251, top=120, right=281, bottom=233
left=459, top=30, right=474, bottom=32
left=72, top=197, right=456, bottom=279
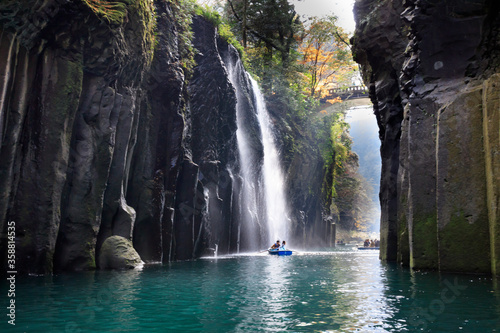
left=298, top=15, right=355, bottom=98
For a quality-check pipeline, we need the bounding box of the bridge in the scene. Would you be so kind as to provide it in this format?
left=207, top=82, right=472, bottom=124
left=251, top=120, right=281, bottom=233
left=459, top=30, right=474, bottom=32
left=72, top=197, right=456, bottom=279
left=321, top=86, right=369, bottom=102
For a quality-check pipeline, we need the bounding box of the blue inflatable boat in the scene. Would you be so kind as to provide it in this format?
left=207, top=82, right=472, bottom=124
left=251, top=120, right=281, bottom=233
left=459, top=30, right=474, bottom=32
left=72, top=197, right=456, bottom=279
left=268, top=249, right=292, bottom=256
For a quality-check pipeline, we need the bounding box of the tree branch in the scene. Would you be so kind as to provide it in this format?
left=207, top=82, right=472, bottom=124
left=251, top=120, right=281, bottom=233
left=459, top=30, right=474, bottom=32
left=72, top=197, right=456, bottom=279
left=227, top=0, right=242, bottom=21
left=335, top=31, right=351, bottom=49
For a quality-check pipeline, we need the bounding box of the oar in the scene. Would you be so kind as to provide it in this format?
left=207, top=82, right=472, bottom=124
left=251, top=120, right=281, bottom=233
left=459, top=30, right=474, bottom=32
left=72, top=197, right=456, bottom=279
left=258, top=249, right=270, bottom=253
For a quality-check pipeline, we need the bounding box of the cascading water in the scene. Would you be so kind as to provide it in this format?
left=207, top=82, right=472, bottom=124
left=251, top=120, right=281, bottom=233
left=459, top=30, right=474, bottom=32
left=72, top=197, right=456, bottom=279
left=225, top=54, right=290, bottom=250
left=226, top=58, right=262, bottom=251
left=249, top=78, right=290, bottom=245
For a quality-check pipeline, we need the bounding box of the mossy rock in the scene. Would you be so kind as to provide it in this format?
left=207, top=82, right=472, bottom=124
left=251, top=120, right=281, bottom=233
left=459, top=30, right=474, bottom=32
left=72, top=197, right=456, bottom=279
left=99, top=236, right=143, bottom=270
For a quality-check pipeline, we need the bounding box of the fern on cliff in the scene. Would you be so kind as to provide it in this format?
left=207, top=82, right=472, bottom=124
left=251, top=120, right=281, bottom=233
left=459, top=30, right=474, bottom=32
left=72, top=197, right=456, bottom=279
left=82, top=0, right=129, bottom=25
left=81, top=0, right=156, bottom=66
left=168, top=0, right=197, bottom=75
left=194, top=4, right=246, bottom=63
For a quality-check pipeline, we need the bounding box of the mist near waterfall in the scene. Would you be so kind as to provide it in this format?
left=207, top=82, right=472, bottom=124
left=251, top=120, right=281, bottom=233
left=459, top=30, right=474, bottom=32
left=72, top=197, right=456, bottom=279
left=226, top=56, right=290, bottom=251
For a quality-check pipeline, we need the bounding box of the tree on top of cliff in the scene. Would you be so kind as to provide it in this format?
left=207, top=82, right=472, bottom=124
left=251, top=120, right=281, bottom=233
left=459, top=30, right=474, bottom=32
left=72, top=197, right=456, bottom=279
left=298, top=15, right=356, bottom=98
left=225, top=0, right=302, bottom=92
left=225, top=0, right=300, bottom=56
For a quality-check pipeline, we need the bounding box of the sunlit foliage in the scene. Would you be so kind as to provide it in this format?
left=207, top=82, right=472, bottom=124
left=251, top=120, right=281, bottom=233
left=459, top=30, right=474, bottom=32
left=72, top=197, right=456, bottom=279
left=298, top=15, right=356, bottom=97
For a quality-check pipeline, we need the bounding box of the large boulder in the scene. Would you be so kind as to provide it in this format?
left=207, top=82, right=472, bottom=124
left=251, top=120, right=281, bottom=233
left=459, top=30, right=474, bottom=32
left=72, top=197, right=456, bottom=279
left=99, top=236, right=143, bottom=270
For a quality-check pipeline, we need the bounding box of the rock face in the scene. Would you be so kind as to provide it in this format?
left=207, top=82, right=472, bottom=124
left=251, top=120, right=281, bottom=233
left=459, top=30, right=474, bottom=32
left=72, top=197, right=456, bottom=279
left=352, top=0, right=500, bottom=274
left=99, top=236, right=143, bottom=270
left=187, top=16, right=239, bottom=256
left=271, top=105, right=329, bottom=247
left=0, top=0, right=423, bottom=275
left=0, top=1, right=260, bottom=274
left=0, top=0, right=156, bottom=274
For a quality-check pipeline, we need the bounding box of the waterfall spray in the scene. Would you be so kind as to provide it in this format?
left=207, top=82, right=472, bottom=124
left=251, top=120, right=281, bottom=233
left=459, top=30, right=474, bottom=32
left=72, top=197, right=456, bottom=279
left=249, top=78, right=290, bottom=245
left=225, top=52, right=290, bottom=250
left=226, top=59, right=261, bottom=251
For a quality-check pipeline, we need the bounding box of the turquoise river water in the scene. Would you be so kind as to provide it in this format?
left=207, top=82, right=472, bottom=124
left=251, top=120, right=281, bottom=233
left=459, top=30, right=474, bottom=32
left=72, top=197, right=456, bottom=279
left=2, top=248, right=500, bottom=332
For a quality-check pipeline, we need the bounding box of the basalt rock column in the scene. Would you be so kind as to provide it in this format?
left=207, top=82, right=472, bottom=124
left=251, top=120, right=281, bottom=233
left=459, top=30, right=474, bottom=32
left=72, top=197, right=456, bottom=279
left=188, top=16, right=238, bottom=256
left=353, top=0, right=499, bottom=273
left=352, top=0, right=407, bottom=263
left=0, top=0, right=156, bottom=274
left=126, top=1, right=185, bottom=263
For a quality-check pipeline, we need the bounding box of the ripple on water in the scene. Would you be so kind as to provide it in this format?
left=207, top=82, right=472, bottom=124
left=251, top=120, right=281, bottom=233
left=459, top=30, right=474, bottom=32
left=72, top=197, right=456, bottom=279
left=3, top=250, right=500, bottom=332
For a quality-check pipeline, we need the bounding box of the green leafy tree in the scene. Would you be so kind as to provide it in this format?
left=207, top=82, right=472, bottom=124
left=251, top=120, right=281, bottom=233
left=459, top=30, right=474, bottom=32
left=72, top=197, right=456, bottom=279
left=225, top=0, right=302, bottom=92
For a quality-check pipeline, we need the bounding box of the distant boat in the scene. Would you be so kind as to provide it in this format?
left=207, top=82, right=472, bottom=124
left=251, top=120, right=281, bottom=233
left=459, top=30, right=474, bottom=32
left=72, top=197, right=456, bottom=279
left=268, top=249, right=293, bottom=256
left=358, top=247, right=379, bottom=250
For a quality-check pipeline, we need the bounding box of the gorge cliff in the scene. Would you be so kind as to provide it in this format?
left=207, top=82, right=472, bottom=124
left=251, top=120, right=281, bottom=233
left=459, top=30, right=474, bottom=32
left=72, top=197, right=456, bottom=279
left=0, top=0, right=243, bottom=274
left=352, top=0, right=500, bottom=274
left=0, top=0, right=336, bottom=275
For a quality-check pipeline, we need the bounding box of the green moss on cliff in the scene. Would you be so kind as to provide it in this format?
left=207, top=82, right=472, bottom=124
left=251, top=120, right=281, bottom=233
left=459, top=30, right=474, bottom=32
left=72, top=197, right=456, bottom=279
left=168, top=0, right=196, bottom=75
left=82, top=0, right=156, bottom=65
left=87, top=242, right=97, bottom=269
left=410, top=213, right=439, bottom=270
left=194, top=4, right=246, bottom=62
left=439, top=210, right=491, bottom=273
left=51, top=59, right=84, bottom=123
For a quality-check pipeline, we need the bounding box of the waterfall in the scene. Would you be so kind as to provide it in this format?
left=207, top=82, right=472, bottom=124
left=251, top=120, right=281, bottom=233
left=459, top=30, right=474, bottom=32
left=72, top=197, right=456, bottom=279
left=225, top=53, right=289, bottom=250
left=226, top=59, right=262, bottom=251
left=249, top=78, right=289, bottom=245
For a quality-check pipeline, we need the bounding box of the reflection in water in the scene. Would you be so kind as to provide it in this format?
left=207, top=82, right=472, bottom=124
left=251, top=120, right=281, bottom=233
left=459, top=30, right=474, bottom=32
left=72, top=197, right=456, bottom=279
left=288, top=252, right=394, bottom=331
left=5, top=250, right=500, bottom=332
left=232, top=255, right=294, bottom=331
left=260, top=257, right=292, bottom=330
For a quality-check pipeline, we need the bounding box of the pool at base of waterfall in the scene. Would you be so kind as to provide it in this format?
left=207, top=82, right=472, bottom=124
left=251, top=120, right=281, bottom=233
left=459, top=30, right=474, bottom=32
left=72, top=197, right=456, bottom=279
left=2, top=249, right=499, bottom=332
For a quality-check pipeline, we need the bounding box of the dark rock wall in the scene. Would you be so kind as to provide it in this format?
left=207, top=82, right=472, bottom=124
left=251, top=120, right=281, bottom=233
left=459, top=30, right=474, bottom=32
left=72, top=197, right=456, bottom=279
left=186, top=16, right=240, bottom=256
left=0, top=0, right=156, bottom=274
left=0, top=0, right=372, bottom=275
left=126, top=0, right=186, bottom=264
left=282, top=121, right=327, bottom=247
left=0, top=1, right=250, bottom=274
left=353, top=0, right=500, bottom=274
left=267, top=99, right=333, bottom=248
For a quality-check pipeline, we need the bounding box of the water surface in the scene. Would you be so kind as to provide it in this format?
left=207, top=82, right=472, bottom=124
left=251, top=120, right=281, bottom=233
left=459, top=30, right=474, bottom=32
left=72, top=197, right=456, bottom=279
left=3, top=248, right=500, bottom=332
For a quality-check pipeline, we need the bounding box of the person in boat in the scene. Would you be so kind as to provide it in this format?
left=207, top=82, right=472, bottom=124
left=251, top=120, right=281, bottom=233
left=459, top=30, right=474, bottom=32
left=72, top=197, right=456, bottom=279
left=364, top=239, right=370, bottom=247
left=271, top=240, right=280, bottom=249
left=280, top=240, right=286, bottom=250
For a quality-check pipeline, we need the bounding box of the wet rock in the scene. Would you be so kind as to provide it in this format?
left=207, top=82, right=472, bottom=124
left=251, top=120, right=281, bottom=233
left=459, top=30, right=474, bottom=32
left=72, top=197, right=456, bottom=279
left=188, top=16, right=239, bottom=255
left=99, top=236, right=143, bottom=270
left=0, top=0, right=156, bottom=274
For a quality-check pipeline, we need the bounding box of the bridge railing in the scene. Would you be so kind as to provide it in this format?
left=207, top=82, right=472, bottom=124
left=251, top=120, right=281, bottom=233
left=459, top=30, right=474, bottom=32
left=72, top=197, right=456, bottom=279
left=327, top=86, right=368, bottom=95
left=323, top=85, right=368, bottom=101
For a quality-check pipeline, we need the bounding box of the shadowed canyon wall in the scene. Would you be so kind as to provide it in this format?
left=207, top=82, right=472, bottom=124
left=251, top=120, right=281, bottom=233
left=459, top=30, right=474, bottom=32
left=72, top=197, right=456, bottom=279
left=0, top=0, right=333, bottom=274
left=352, top=0, right=500, bottom=274
left=0, top=0, right=254, bottom=274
